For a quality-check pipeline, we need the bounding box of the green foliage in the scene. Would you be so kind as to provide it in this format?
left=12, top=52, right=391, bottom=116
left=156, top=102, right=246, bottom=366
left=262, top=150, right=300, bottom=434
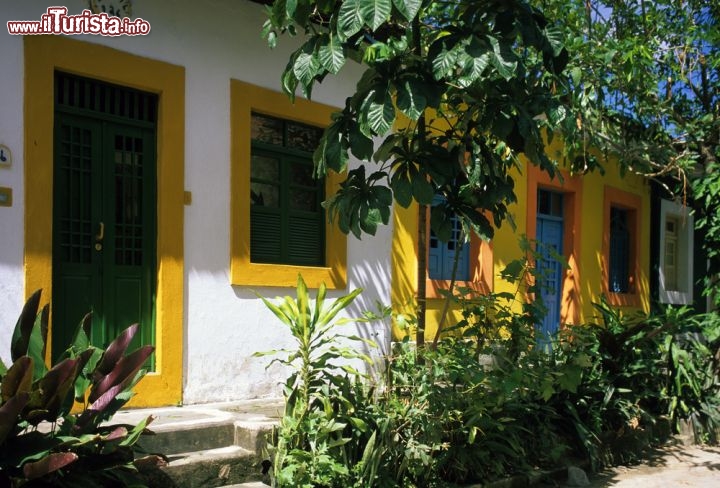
left=692, top=161, right=720, bottom=306
left=0, top=290, right=159, bottom=487
left=262, top=0, right=571, bottom=244
left=255, top=275, right=381, bottom=487
left=259, top=274, right=719, bottom=486
left=534, top=0, right=720, bottom=302
left=653, top=308, right=720, bottom=442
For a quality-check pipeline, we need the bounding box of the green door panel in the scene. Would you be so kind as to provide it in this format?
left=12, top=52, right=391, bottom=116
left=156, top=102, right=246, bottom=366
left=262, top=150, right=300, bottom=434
left=53, top=106, right=156, bottom=364
left=52, top=114, right=103, bottom=355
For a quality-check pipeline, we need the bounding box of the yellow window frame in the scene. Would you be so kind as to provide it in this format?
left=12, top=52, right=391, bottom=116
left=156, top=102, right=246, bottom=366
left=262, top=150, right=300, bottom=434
left=229, top=80, right=347, bottom=289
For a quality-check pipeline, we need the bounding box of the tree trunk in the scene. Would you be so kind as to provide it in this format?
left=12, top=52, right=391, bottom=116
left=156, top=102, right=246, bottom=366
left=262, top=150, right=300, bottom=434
left=413, top=15, right=427, bottom=353
left=416, top=202, right=427, bottom=350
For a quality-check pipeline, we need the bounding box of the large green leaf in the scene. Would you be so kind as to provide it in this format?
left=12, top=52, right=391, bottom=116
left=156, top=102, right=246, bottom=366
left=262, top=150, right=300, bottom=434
left=412, top=175, right=434, bottom=205
left=313, top=121, right=348, bottom=173
left=0, top=392, right=29, bottom=445
left=348, top=122, right=375, bottom=160
left=359, top=206, right=382, bottom=235
left=338, top=0, right=364, bottom=39
left=460, top=37, right=491, bottom=86
left=293, top=52, right=321, bottom=87
left=11, top=289, right=41, bottom=362
left=487, top=35, right=517, bottom=80
left=27, top=305, right=49, bottom=380
left=392, top=0, right=421, bottom=21
left=543, top=26, right=565, bottom=57
left=1, top=356, right=33, bottom=402
left=284, top=0, right=297, bottom=18
left=430, top=40, right=458, bottom=80
left=281, top=56, right=300, bottom=100
left=396, top=77, right=427, bottom=120
left=390, top=173, right=413, bottom=208
left=363, top=91, right=395, bottom=135
left=318, top=34, right=346, bottom=74
left=359, top=0, right=392, bottom=30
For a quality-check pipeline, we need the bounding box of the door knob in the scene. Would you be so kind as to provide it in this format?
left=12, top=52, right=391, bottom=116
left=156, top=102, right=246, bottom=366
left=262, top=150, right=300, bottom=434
left=96, top=222, right=105, bottom=241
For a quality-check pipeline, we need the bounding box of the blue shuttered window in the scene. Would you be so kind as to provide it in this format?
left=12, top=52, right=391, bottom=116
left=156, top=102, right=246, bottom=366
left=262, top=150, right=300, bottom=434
left=428, top=197, right=470, bottom=281
left=609, top=207, right=630, bottom=293
left=250, top=113, right=325, bottom=266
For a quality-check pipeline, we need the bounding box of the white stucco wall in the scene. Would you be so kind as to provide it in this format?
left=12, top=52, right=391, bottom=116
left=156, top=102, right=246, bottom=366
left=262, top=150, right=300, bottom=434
left=0, top=0, right=393, bottom=403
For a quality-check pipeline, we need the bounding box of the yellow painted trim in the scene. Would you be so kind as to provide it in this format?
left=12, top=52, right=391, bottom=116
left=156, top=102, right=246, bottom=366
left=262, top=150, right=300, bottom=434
left=229, top=80, right=347, bottom=289
left=24, top=36, right=185, bottom=407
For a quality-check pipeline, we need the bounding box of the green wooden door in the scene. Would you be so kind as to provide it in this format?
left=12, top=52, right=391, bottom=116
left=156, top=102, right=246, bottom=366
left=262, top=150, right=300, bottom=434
left=52, top=74, right=157, bottom=362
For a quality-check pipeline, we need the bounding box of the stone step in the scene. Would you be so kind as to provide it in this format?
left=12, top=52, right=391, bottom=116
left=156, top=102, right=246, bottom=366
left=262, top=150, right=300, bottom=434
left=146, top=445, right=266, bottom=488
left=219, top=483, right=270, bottom=488
left=111, top=400, right=282, bottom=455
left=110, top=400, right=282, bottom=487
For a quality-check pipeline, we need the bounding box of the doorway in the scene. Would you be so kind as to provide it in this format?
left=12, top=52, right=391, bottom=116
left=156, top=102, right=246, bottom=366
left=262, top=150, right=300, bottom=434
left=536, top=189, right=564, bottom=345
left=52, top=72, right=157, bottom=361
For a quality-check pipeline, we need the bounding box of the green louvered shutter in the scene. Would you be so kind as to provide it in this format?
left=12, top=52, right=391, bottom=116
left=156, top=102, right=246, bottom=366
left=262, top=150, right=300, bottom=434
left=250, top=114, right=325, bottom=266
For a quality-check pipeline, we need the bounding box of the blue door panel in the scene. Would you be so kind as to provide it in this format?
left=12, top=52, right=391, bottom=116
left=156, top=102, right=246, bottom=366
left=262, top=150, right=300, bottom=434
left=537, top=214, right=563, bottom=345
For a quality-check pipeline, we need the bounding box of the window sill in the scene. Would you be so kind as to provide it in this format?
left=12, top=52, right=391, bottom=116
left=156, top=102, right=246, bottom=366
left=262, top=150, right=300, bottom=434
left=659, top=289, right=693, bottom=305
left=605, top=290, right=641, bottom=308
left=231, top=260, right=346, bottom=289
left=425, top=278, right=491, bottom=299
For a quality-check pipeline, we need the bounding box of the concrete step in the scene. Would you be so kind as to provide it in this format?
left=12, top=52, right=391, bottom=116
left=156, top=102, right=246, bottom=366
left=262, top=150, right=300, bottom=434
left=110, top=399, right=282, bottom=487
left=148, top=445, right=265, bottom=488
left=219, top=483, right=270, bottom=488
left=112, top=399, right=283, bottom=455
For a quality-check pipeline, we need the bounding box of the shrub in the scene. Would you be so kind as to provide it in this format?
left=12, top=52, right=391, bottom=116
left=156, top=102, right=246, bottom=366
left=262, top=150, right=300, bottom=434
left=0, top=290, right=161, bottom=487
left=255, top=275, right=381, bottom=488
left=259, top=269, right=720, bottom=487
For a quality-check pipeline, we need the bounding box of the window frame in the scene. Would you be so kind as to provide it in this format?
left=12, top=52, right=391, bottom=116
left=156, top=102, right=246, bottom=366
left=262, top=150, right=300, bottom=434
left=658, top=199, right=694, bottom=305
left=424, top=207, right=493, bottom=299
left=602, top=186, right=642, bottom=307
left=230, top=80, right=346, bottom=288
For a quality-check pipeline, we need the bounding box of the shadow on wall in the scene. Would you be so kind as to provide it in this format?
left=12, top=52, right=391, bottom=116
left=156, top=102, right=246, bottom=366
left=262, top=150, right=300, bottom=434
left=346, top=254, right=394, bottom=372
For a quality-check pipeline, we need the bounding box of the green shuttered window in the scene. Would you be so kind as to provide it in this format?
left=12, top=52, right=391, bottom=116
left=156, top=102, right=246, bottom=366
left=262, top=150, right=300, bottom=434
left=250, top=113, right=325, bottom=266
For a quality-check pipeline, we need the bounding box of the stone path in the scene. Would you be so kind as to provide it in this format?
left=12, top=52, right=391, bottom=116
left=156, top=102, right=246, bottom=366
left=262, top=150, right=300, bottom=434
left=558, top=444, right=720, bottom=487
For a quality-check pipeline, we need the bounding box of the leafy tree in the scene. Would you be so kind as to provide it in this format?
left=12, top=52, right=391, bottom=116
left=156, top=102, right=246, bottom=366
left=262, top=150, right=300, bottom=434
left=261, top=0, right=572, bottom=343
left=533, top=0, right=719, bottom=305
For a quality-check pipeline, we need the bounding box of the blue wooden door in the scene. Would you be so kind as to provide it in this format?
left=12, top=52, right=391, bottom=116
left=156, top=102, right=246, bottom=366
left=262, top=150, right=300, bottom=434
left=536, top=190, right=564, bottom=347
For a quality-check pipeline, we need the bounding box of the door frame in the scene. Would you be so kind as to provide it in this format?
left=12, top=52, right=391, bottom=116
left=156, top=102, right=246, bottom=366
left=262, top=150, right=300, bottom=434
left=24, top=36, right=185, bottom=407
left=526, top=165, right=583, bottom=327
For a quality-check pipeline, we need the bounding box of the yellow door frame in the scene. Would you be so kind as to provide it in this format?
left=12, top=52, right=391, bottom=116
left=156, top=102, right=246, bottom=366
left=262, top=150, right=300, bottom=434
left=24, top=36, right=185, bottom=407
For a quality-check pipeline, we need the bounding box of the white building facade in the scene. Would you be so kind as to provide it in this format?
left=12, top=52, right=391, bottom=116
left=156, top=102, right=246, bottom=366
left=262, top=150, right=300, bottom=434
left=0, top=0, right=392, bottom=406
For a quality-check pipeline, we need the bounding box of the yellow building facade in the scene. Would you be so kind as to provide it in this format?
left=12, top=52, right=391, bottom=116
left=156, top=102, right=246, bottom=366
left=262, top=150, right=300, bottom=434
left=391, top=149, right=652, bottom=341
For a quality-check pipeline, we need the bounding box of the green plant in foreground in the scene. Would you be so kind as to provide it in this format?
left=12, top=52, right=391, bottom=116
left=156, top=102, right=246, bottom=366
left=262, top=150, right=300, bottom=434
left=0, top=290, right=160, bottom=487
left=655, top=308, right=720, bottom=443
left=255, top=275, right=380, bottom=488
